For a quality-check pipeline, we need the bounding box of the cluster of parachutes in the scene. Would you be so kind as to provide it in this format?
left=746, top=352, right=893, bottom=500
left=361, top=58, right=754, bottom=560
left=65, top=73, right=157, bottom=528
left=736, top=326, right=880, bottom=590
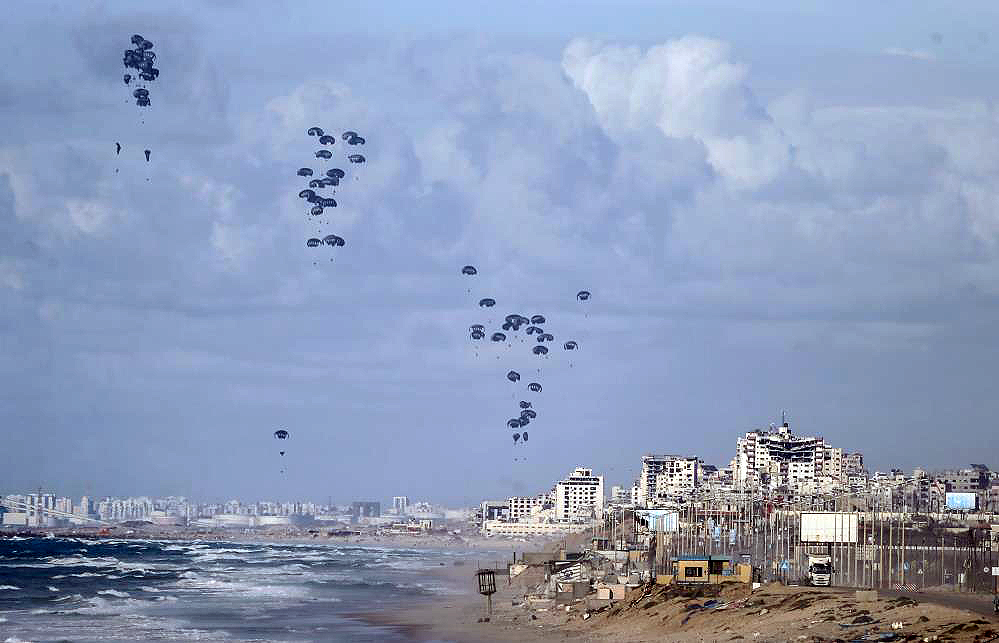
left=116, top=34, right=158, bottom=172
left=462, top=265, right=591, bottom=456
left=298, top=127, right=366, bottom=265
left=122, top=34, right=159, bottom=106
left=274, top=430, right=289, bottom=474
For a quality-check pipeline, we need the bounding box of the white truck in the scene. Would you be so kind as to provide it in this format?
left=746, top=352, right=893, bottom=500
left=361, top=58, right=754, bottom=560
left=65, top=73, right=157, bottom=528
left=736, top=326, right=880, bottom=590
left=807, top=553, right=832, bottom=586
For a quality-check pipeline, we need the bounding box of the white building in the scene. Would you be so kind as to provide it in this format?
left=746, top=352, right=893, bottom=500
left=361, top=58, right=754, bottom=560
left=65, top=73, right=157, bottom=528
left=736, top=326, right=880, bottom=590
left=733, top=421, right=854, bottom=493
left=392, top=496, right=409, bottom=514
left=482, top=519, right=593, bottom=537
left=508, top=494, right=548, bottom=522
left=653, top=457, right=701, bottom=500
left=639, top=455, right=701, bottom=506
left=555, top=467, right=604, bottom=522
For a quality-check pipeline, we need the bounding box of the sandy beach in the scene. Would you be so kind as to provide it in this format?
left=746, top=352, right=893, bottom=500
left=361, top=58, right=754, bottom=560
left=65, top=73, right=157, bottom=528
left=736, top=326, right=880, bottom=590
left=361, top=570, right=999, bottom=643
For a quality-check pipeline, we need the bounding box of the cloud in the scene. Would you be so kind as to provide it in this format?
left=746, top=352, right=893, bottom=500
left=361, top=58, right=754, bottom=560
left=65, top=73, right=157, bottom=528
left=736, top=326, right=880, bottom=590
left=882, top=47, right=936, bottom=61
left=563, top=36, right=791, bottom=189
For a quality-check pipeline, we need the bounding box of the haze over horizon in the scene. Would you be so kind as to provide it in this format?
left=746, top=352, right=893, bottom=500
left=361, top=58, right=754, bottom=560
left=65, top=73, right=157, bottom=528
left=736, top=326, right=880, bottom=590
left=3, top=1, right=999, bottom=506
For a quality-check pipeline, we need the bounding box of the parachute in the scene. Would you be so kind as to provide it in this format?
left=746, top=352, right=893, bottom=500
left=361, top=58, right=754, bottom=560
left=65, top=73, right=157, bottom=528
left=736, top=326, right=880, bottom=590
left=491, top=332, right=506, bottom=342
left=519, top=400, right=532, bottom=409
left=518, top=416, right=530, bottom=426
left=347, top=135, right=365, bottom=145
left=115, top=142, right=121, bottom=155
left=564, top=340, right=578, bottom=350
left=525, top=326, right=541, bottom=335
left=478, top=298, right=496, bottom=308
left=508, top=419, right=521, bottom=429
left=470, top=330, right=485, bottom=340
left=501, top=322, right=513, bottom=331
left=319, top=135, right=336, bottom=145
left=537, top=333, right=554, bottom=343
left=342, top=130, right=358, bottom=141
left=530, top=315, right=546, bottom=325
left=144, top=149, right=150, bottom=162
left=461, top=265, right=477, bottom=275
left=506, top=370, right=520, bottom=382
left=299, top=189, right=316, bottom=200
left=512, top=432, right=521, bottom=443
left=504, top=314, right=520, bottom=324
left=315, top=150, right=332, bottom=160
left=297, top=168, right=314, bottom=177
left=311, top=205, right=324, bottom=216
left=307, top=127, right=324, bottom=137
left=122, top=34, right=159, bottom=108
left=327, top=168, right=345, bottom=179
left=521, top=409, right=537, bottom=419
left=321, top=198, right=337, bottom=208
left=577, top=290, right=591, bottom=301
left=348, top=154, right=365, bottom=164
left=522, top=431, right=529, bottom=443
left=279, top=451, right=285, bottom=456
left=528, top=382, right=542, bottom=393
left=307, top=238, right=321, bottom=247
left=470, top=324, right=485, bottom=332
left=274, top=430, right=289, bottom=439
left=532, top=345, right=549, bottom=355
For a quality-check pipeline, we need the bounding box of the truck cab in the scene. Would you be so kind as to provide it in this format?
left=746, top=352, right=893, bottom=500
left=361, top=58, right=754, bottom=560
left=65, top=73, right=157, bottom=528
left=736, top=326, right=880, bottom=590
left=808, top=555, right=832, bottom=586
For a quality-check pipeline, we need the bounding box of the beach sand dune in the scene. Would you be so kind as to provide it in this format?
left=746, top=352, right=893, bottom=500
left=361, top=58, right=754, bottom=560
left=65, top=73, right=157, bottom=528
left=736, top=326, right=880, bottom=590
left=376, top=577, right=999, bottom=642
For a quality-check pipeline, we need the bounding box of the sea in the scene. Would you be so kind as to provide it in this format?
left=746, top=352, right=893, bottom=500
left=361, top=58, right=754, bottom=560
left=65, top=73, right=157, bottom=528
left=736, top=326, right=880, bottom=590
left=0, top=536, right=482, bottom=642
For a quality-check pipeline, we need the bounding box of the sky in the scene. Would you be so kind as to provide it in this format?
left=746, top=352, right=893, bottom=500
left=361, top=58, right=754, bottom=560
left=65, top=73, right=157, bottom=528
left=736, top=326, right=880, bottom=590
left=2, top=1, right=999, bottom=506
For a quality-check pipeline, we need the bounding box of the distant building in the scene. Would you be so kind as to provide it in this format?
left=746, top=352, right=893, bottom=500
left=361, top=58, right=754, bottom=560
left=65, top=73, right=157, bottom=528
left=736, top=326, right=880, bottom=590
left=349, top=502, right=381, bottom=523
left=508, top=493, right=549, bottom=522
left=482, top=519, right=593, bottom=537
left=844, top=453, right=865, bottom=476
left=555, top=467, right=604, bottom=522
left=639, top=455, right=702, bottom=506
left=479, top=500, right=509, bottom=523
left=653, top=457, right=701, bottom=501
left=392, top=496, right=409, bottom=515
left=732, top=420, right=855, bottom=493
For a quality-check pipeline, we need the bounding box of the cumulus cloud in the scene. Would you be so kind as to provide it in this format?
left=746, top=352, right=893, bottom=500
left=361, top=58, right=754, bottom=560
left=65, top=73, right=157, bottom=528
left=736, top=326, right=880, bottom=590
left=563, top=36, right=791, bottom=189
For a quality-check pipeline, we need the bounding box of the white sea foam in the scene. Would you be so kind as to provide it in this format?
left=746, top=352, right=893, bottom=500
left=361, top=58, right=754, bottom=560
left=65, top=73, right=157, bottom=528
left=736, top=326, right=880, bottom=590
left=0, top=585, right=20, bottom=590
left=5, top=637, right=35, bottom=643
left=52, top=593, right=83, bottom=602
left=46, top=586, right=58, bottom=592
left=97, top=589, right=130, bottom=598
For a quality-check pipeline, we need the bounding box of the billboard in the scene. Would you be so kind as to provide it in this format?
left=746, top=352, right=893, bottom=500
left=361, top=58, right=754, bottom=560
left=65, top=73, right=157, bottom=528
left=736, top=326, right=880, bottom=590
left=636, top=509, right=679, bottom=532
left=800, top=512, right=859, bottom=543
left=945, top=492, right=977, bottom=510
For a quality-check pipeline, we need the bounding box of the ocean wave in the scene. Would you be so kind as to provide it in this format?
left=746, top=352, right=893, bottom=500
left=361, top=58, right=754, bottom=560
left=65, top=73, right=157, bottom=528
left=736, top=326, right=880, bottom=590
left=0, top=585, right=21, bottom=590
left=97, top=589, right=130, bottom=598
left=52, top=593, right=84, bottom=603
left=5, top=637, right=35, bottom=643
left=46, top=586, right=59, bottom=592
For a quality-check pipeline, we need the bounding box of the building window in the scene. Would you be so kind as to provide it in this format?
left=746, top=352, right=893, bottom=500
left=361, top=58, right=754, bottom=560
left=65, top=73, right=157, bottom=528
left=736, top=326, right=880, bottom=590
left=684, top=566, right=703, bottom=578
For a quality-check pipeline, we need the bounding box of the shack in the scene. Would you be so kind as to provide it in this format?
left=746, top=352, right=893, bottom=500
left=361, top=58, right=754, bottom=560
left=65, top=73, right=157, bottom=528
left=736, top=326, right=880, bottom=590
left=656, top=555, right=752, bottom=586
